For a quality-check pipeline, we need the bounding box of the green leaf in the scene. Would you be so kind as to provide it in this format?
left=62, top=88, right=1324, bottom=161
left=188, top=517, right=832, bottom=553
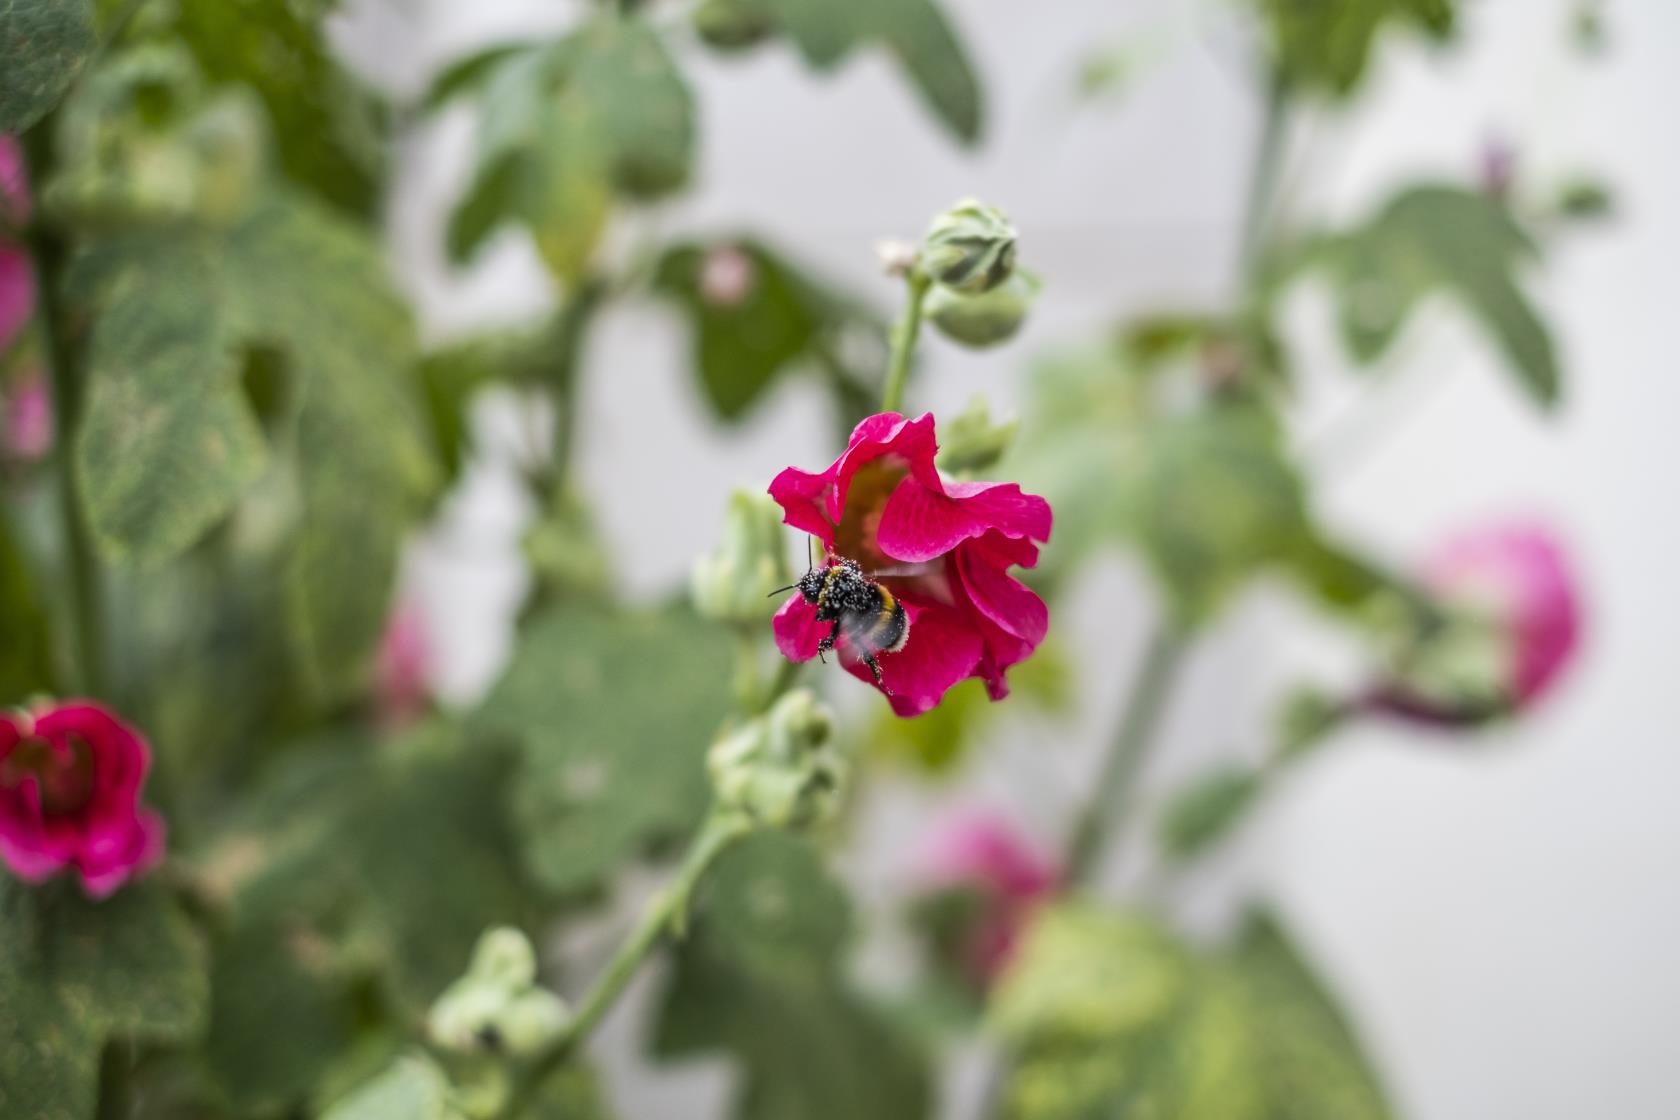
left=1259, top=0, right=1455, bottom=98
left=221, top=192, right=436, bottom=699
left=1159, top=764, right=1263, bottom=859
left=73, top=232, right=266, bottom=564
left=444, top=15, right=693, bottom=280
left=192, top=729, right=539, bottom=1116
left=652, top=833, right=933, bottom=1120
left=320, top=1055, right=460, bottom=1120
left=1136, top=406, right=1307, bottom=627
left=653, top=240, right=829, bottom=421
left=723, top=0, right=983, bottom=144
left=172, top=0, right=386, bottom=214
left=204, top=917, right=359, bottom=1113
left=0, top=0, right=96, bottom=133
left=472, top=604, right=735, bottom=894
left=1227, top=913, right=1394, bottom=1120
left=1314, top=184, right=1559, bottom=407
left=991, top=904, right=1394, bottom=1120
left=0, top=879, right=209, bottom=1120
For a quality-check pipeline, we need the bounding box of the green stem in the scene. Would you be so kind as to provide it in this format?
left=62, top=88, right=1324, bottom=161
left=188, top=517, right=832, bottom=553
left=19, top=129, right=104, bottom=697
left=880, top=272, right=931, bottom=414
left=540, top=279, right=607, bottom=504
left=1062, top=626, right=1185, bottom=886
left=504, top=810, right=752, bottom=1113
left=1239, top=70, right=1289, bottom=285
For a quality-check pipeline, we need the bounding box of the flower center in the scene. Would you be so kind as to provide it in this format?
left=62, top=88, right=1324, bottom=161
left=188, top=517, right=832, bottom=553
left=0, top=734, right=96, bottom=816
left=833, top=459, right=904, bottom=572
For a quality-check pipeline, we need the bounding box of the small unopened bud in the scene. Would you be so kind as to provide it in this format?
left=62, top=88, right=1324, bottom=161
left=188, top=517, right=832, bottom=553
left=470, top=927, right=536, bottom=989
left=692, top=490, right=792, bottom=625
left=707, top=689, right=845, bottom=830
left=428, top=927, right=571, bottom=1057
left=919, top=199, right=1017, bottom=294
left=935, top=396, right=1019, bottom=475
left=925, top=270, right=1038, bottom=349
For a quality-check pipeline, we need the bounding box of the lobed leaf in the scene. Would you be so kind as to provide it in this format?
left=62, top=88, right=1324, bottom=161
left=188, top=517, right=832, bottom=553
left=0, top=0, right=96, bottom=133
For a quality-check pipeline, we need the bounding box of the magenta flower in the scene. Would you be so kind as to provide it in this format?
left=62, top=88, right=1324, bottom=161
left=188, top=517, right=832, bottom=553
left=1372, top=522, right=1583, bottom=725
left=911, top=809, right=1058, bottom=986
left=3, top=368, right=52, bottom=463
left=0, top=701, right=165, bottom=898
left=375, top=602, right=434, bottom=730
left=769, top=411, right=1052, bottom=716
left=0, top=136, right=33, bottom=354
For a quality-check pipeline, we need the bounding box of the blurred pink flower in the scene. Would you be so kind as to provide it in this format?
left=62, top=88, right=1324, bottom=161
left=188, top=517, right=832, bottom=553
left=1372, top=522, right=1583, bottom=726
left=3, top=369, right=52, bottom=463
left=375, top=602, right=434, bottom=729
left=699, top=243, right=756, bottom=307
left=0, top=136, right=33, bottom=354
left=1478, top=133, right=1517, bottom=201
left=912, top=809, right=1058, bottom=986
left=770, top=412, right=1052, bottom=716
left=1425, top=522, right=1581, bottom=708
left=0, top=701, right=166, bottom=898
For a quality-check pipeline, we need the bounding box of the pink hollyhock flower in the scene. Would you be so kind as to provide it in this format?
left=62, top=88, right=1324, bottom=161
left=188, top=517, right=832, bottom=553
left=375, top=602, right=434, bottom=730
left=0, top=701, right=165, bottom=898
left=912, top=809, right=1058, bottom=986
left=3, top=368, right=52, bottom=463
left=0, top=136, right=33, bottom=354
left=1371, top=522, right=1582, bottom=726
left=769, top=412, right=1052, bottom=716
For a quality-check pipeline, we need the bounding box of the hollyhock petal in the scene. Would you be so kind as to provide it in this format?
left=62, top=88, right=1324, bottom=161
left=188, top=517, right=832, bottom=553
left=879, top=479, right=1052, bottom=564
left=772, top=595, right=828, bottom=662
left=912, top=809, right=1058, bottom=986
left=945, top=481, right=1054, bottom=543
left=768, top=465, right=840, bottom=546
left=958, top=547, right=1048, bottom=645
left=842, top=599, right=983, bottom=716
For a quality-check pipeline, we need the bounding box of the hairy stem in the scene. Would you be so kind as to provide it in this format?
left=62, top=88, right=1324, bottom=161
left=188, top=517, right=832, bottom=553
left=880, top=272, right=931, bottom=414
left=19, top=129, right=104, bottom=697
left=1062, top=626, right=1185, bottom=885
left=504, top=810, right=752, bottom=1113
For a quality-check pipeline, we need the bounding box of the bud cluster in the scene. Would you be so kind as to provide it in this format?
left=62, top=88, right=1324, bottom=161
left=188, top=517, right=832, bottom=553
left=915, top=199, right=1039, bottom=349
left=707, top=689, right=845, bottom=830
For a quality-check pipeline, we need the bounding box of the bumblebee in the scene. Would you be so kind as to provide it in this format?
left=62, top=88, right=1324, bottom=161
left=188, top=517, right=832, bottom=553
left=777, top=556, right=909, bottom=688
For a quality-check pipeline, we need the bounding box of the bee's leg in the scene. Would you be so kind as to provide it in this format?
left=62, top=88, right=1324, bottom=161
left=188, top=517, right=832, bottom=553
left=817, top=620, right=841, bottom=663
left=862, top=652, right=884, bottom=687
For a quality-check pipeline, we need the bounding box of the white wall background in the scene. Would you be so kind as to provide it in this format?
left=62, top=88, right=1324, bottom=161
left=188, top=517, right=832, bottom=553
left=334, top=1, right=1680, bottom=1117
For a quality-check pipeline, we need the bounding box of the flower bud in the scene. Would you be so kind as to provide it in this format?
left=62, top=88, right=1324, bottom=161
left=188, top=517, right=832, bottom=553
left=707, top=689, right=844, bottom=830
left=691, top=490, right=791, bottom=626
left=428, top=927, right=571, bottom=1057
left=926, top=270, right=1038, bottom=349
left=692, top=0, right=774, bottom=51
left=935, top=396, right=1018, bottom=475
left=919, top=199, right=1017, bottom=294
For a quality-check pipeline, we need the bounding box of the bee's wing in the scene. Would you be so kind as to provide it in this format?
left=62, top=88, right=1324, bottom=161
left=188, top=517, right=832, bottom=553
left=837, top=609, right=892, bottom=659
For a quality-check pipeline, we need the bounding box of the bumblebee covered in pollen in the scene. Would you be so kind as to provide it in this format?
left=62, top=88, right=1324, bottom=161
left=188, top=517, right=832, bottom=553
left=777, top=556, right=909, bottom=690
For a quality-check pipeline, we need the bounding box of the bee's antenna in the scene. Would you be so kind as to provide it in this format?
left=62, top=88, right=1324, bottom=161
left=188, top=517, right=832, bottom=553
left=766, top=583, right=798, bottom=597
left=808, top=535, right=817, bottom=571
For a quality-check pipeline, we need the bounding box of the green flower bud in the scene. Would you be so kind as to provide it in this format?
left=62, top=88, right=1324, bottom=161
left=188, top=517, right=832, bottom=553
left=692, top=0, right=774, bottom=50
left=926, top=269, right=1039, bottom=349
left=427, top=927, right=571, bottom=1057
left=691, top=490, right=792, bottom=625
left=469, top=927, right=536, bottom=989
left=935, top=396, right=1019, bottom=475
left=708, top=689, right=845, bottom=830
left=919, top=199, right=1018, bottom=294
left=494, top=989, right=571, bottom=1056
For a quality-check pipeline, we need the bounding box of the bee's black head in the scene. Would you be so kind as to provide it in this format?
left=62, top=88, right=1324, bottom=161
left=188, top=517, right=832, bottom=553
left=796, top=566, right=827, bottom=603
